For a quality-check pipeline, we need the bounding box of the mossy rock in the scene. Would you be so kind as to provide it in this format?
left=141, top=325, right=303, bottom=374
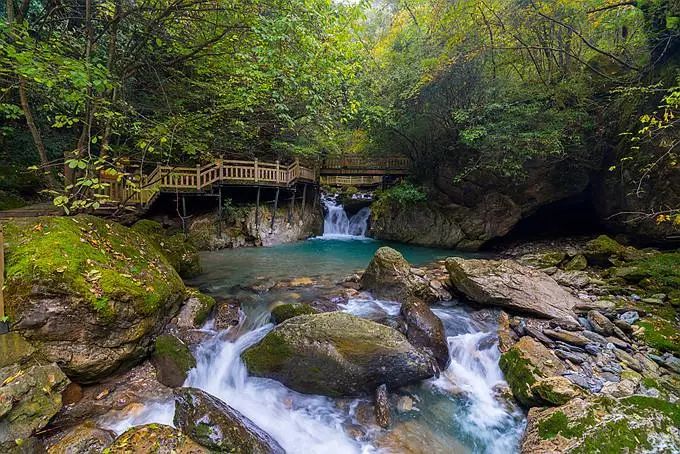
left=107, top=423, right=209, bottom=453
left=583, top=235, right=644, bottom=267
left=131, top=220, right=201, bottom=278
left=520, top=251, right=566, bottom=268
left=2, top=215, right=185, bottom=382
left=270, top=303, right=318, bottom=324
left=46, top=420, right=115, bottom=454
left=523, top=395, right=680, bottom=453
left=179, top=288, right=216, bottom=327
left=0, top=333, right=35, bottom=368
left=499, top=336, right=565, bottom=408
left=563, top=254, right=587, bottom=271
left=152, top=334, right=196, bottom=388
left=242, top=312, right=437, bottom=396
left=173, top=388, right=284, bottom=453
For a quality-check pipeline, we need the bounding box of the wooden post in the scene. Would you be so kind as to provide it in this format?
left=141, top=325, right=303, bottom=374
left=0, top=225, right=4, bottom=322
left=217, top=186, right=223, bottom=237
left=275, top=160, right=280, bottom=184
left=196, top=164, right=201, bottom=189
left=255, top=186, right=261, bottom=233
left=301, top=184, right=307, bottom=217
left=287, top=188, right=296, bottom=223
left=254, top=158, right=259, bottom=182
left=271, top=187, right=280, bottom=233
left=182, top=196, right=188, bottom=236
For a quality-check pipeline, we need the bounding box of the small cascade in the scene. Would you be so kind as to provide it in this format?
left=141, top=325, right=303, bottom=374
left=321, top=194, right=370, bottom=237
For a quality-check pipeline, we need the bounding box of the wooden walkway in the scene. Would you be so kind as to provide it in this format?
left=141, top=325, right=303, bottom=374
left=102, top=156, right=410, bottom=207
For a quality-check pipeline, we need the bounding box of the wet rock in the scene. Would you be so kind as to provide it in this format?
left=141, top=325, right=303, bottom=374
left=522, top=395, right=680, bottom=453
left=587, top=310, right=615, bottom=336
left=151, top=334, right=196, bottom=388
left=108, top=424, right=209, bottom=453
left=543, top=329, right=590, bottom=347
left=213, top=300, right=242, bottom=330
left=270, top=303, right=318, bottom=324
left=177, top=289, right=216, bottom=328
left=173, top=387, right=284, bottom=453
left=395, top=395, right=415, bottom=413
left=446, top=257, right=579, bottom=319
left=3, top=216, right=186, bottom=383
left=374, top=384, right=391, bottom=429
left=400, top=297, right=449, bottom=370
left=524, top=326, right=555, bottom=347
left=361, top=247, right=449, bottom=303
left=45, top=421, right=115, bottom=454
left=499, top=336, right=565, bottom=407
left=563, top=254, right=587, bottom=271
left=497, top=312, right=519, bottom=353
left=375, top=419, right=469, bottom=454
left=0, top=332, right=35, bottom=368
left=556, top=349, right=588, bottom=364
left=530, top=376, right=583, bottom=406
left=0, top=362, right=69, bottom=449
left=241, top=312, right=437, bottom=396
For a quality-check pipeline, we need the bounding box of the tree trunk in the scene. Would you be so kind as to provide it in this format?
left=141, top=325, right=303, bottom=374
left=18, top=77, right=58, bottom=188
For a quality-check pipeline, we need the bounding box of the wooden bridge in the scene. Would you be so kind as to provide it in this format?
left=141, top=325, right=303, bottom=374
left=99, top=155, right=410, bottom=208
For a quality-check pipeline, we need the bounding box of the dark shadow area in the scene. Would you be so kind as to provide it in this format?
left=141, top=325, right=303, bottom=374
left=485, top=191, right=603, bottom=250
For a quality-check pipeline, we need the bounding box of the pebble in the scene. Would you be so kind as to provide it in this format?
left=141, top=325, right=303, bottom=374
left=396, top=395, right=415, bottom=413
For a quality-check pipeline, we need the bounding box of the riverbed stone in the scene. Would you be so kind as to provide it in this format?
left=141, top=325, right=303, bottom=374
left=151, top=334, right=196, bottom=388
left=271, top=303, right=318, bottom=324
left=241, top=312, right=437, bottom=396
left=360, top=247, right=447, bottom=303
left=446, top=257, right=578, bottom=319
left=499, top=336, right=565, bottom=407
left=374, top=384, right=391, bottom=429
left=587, top=310, right=615, bottom=336
left=108, top=424, right=209, bottom=453
left=521, top=395, right=680, bottom=453
left=583, top=235, right=644, bottom=267
left=400, top=297, right=449, bottom=370
left=177, top=289, right=216, bottom=328
left=2, top=215, right=186, bottom=383
left=563, top=254, right=587, bottom=271
left=0, top=362, right=69, bottom=449
left=45, top=420, right=115, bottom=454
left=0, top=332, right=35, bottom=368
left=542, top=329, right=590, bottom=347
left=530, top=376, right=584, bottom=406
left=173, top=387, right=284, bottom=453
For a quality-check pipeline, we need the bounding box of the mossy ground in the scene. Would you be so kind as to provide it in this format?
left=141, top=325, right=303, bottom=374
left=131, top=219, right=201, bottom=278
left=3, top=215, right=184, bottom=319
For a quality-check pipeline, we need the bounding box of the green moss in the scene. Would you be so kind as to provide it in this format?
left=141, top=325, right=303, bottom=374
left=3, top=215, right=184, bottom=320
left=621, top=395, right=680, bottom=426
left=187, top=289, right=216, bottom=326
left=154, top=334, right=196, bottom=372
left=636, top=319, right=680, bottom=355
left=132, top=220, right=201, bottom=278
left=633, top=252, right=680, bottom=296
left=271, top=303, right=318, bottom=324
left=499, top=348, right=541, bottom=407
left=130, top=219, right=165, bottom=236
left=241, top=332, right=293, bottom=373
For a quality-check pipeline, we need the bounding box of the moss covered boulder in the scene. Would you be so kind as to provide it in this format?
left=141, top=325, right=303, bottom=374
left=176, top=289, right=216, bottom=328
left=360, top=247, right=449, bottom=303
left=174, top=387, right=284, bottom=453
left=151, top=334, right=196, bottom=388
left=583, top=235, right=645, bottom=267
left=0, top=361, right=69, bottom=450
left=242, top=312, right=437, bottom=396
left=108, top=423, right=209, bottom=453
left=521, top=395, right=680, bottom=453
left=3, top=215, right=186, bottom=382
left=131, top=219, right=201, bottom=278
left=270, top=303, right=318, bottom=324
left=45, top=420, right=115, bottom=454
left=499, top=336, right=565, bottom=407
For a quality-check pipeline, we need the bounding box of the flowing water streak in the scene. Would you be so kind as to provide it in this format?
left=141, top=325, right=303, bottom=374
left=322, top=194, right=370, bottom=237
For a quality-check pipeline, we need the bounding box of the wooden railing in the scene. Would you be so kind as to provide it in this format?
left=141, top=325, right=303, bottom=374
left=101, top=159, right=316, bottom=207
left=322, top=156, right=410, bottom=171
left=320, top=175, right=383, bottom=186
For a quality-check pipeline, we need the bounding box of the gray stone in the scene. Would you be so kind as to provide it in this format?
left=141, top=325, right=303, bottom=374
left=374, top=384, right=391, bottom=429
left=587, top=311, right=615, bottom=336
left=543, top=329, right=590, bottom=347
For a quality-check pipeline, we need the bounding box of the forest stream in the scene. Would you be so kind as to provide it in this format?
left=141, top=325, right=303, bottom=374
left=101, top=200, right=525, bottom=453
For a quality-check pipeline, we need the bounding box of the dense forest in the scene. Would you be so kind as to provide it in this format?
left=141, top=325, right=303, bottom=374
left=1, top=0, right=678, bottom=236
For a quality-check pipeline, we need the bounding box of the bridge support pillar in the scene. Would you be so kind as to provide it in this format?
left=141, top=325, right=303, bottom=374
left=301, top=184, right=307, bottom=217
left=255, top=186, right=261, bottom=234
left=271, top=187, right=280, bottom=233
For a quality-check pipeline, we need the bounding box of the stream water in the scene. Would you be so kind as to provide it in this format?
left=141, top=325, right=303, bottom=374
left=103, top=201, right=525, bottom=453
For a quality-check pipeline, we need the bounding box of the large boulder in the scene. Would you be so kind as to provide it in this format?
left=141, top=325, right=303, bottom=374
left=400, top=297, right=449, bottom=370
left=499, top=336, right=565, bottom=407
left=446, top=257, right=579, bottom=319
left=3, top=215, right=186, bottom=382
left=241, top=312, right=437, bottom=396
left=131, top=220, right=201, bottom=278
left=151, top=334, right=196, bottom=388
left=107, top=424, right=209, bottom=453
left=0, top=362, right=69, bottom=449
left=174, top=388, right=284, bottom=453
left=521, top=395, right=680, bottom=453
left=270, top=303, right=318, bottom=324
left=45, top=421, right=115, bottom=454
left=360, top=247, right=449, bottom=303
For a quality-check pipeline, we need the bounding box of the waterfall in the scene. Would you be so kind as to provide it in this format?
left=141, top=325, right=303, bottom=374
left=322, top=194, right=370, bottom=237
